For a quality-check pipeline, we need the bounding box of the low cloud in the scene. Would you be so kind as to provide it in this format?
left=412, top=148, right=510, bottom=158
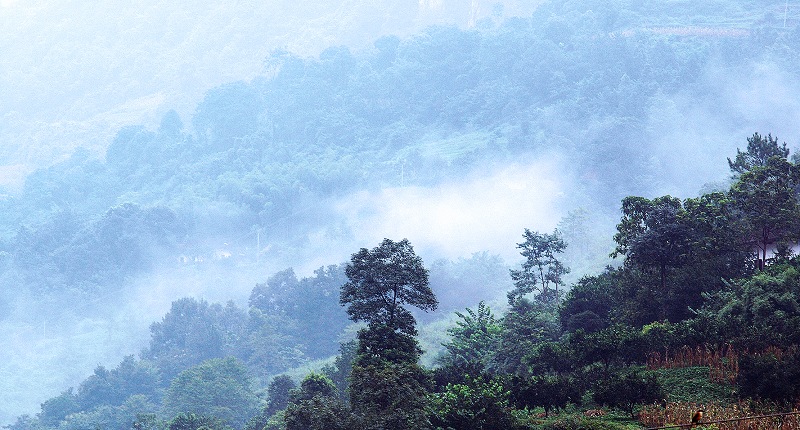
left=645, top=59, right=800, bottom=197
left=335, top=157, right=569, bottom=263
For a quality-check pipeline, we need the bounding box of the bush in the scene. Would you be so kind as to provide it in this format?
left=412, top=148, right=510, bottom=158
left=428, top=375, right=515, bottom=430
left=593, top=368, right=664, bottom=418
left=737, top=350, right=800, bottom=403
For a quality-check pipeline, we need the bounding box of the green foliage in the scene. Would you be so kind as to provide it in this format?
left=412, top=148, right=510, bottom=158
left=167, top=413, right=232, bottom=430
left=522, top=410, right=641, bottom=430
left=38, top=389, right=78, bottom=427
left=5, top=414, right=44, bottom=430
left=608, top=185, right=760, bottom=324
left=54, top=395, right=160, bottom=430
left=75, top=356, right=160, bottom=411
left=737, top=349, right=800, bottom=404
left=284, top=373, right=350, bottom=430
left=592, top=367, right=664, bottom=418
left=266, top=375, right=296, bottom=416
left=133, top=413, right=166, bottom=430
left=28, top=361, right=162, bottom=430
left=438, top=301, right=501, bottom=371
left=428, top=375, right=515, bottom=430
left=569, top=324, right=645, bottom=370
left=322, top=340, right=357, bottom=402
left=12, top=203, right=185, bottom=293
left=349, top=361, right=432, bottom=430
left=142, top=298, right=228, bottom=382
left=15, top=149, right=119, bottom=224
left=560, top=271, right=619, bottom=333
left=679, top=191, right=753, bottom=288
left=7, top=1, right=800, bottom=424
left=162, top=357, right=259, bottom=430
left=284, top=395, right=350, bottom=430
left=612, top=196, right=691, bottom=302
left=524, top=341, right=576, bottom=376
left=341, top=238, right=437, bottom=335
left=728, top=132, right=790, bottom=175
left=494, top=299, right=560, bottom=376
left=653, top=367, right=734, bottom=404
left=290, top=373, right=337, bottom=401
left=242, top=308, right=303, bottom=382
left=508, top=229, right=569, bottom=306
left=340, top=239, right=439, bottom=429
left=512, top=374, right=581, bottom=417
left=192, top=82, right=263, bottom=147
left=5, top=1, right=798, bottom=305
left=729, top=154, right=800, bottom=265
left=245, top=374, right=297, bottom=430
left=248, top=265, right=350, bottom=359
left=694, top=266, right=800, bottom=348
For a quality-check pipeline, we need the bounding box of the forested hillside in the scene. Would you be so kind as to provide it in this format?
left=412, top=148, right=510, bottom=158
left=0, top=0, right=538, bottom=180
left=2, top=0, right=800, bottom=427
left=13, top=134, right=800, bottom=429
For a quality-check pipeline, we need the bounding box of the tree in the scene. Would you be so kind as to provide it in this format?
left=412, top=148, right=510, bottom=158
left=439, top=301, right=502, bottom=371
left=244, top=307, right=306, bottom=380
left=284, top=373, right=350, bottom=430
left=507, top=229, right=569, bottom=305
left=246, top=374, right=298, bottom=430
left=348, top=360, right=432, bottom=430
left=75, top=356, right=160, bottom=411
left=672, top=192, right=753, bottom=316
left=611, top=196, right=694, bottom=320
left=132, top=413, right=165, bottom=430
left=429, top=375, right=515, bottom=430
left=569, top=323, right=644, bottom=370
left=681, top=191, right=752, bottom=274
left=613, top=196, right=691, bottom=288
left=340, top=238, right=437, bottom=430
left=493, top=298, right=560, bottom=376
left=593, top=368, right=663, bottom=418
left=38, top=388, right=79, bottom=427
left=737, top=350, right=800, bottom=404
left=141, top=298, right=226, bottom=382
left=694, top=267, right=800, bottom=349
left=612, top=196, right=655, bottom=259
left=728, top=132, right=789, bottom=175
left=340, top=238, right=437, bottom=335
left=729, top=156, right=800, bottom=268
left=162, top=357, right=259, bottom=429
left=559, top=271, right=619, bottom=333
left=266, top=375, right=296, bottom=416
left=512, top=374, right=581, bottom=417
left=249, top=265, right=350, bottom=359
left=57, top=394, right=159, bottom=430
left=167, top=413, right=232, bottom=430
left=322, top=340, right=358, bottom=402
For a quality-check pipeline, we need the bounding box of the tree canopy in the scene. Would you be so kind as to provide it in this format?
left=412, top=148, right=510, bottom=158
left=340, top=238, right=437, bottom=335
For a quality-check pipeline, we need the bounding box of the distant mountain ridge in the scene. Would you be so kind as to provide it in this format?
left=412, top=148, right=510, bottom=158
left=0, top=0, right=539, bottom=188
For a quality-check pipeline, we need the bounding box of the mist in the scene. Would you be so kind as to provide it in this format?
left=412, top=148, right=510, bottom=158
left=0, top=0, right=539, bottom=189
left=645, top=59, right=800, bottom=197
left=1, top=0, right=799, bottom=427
left=334, top=157, right=568, bottom=263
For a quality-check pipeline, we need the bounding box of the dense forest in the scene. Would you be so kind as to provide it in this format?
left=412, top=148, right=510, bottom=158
left=2, top=0, right=800, bottom=428
left=11, top=135, right=800, bottom=429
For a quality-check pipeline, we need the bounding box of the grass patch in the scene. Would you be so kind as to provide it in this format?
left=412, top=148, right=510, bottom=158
left=654, top=366, right=735, bottom=404
left=514, top=408, right=642, bottom=430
